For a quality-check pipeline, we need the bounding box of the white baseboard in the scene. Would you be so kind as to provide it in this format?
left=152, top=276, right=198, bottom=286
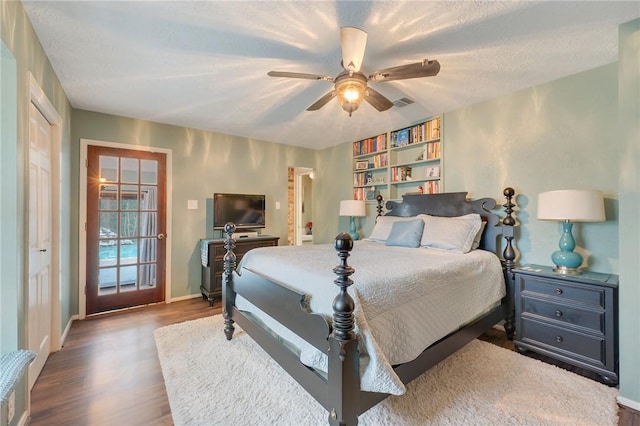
left=170, top=293, right=203, bottom=302
left=17, top=409, right=29, bottom=426
left=60, top=315, right=78, bottom=347
left=618, top=395, right=640, bottom=411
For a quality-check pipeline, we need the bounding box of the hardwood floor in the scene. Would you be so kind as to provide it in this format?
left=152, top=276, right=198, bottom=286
left=30, top=298, right=639, bottom=425
left=30, top=298, right=217, bottom=426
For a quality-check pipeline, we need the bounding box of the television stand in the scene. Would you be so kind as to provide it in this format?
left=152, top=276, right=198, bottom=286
left=199, top=235, right=279, bottom=306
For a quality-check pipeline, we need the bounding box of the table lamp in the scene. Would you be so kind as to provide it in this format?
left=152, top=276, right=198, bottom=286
left=537, top=189, right=605, bottom=274
left=339, top=200, right=366, bottom=240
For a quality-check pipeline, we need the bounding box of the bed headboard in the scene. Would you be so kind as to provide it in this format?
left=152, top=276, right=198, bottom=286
left=377, top=188, right=516, bottom=264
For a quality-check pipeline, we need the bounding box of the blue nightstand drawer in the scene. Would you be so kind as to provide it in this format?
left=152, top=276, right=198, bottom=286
left=520, top=318, right=606, bottom=367
left=521, top=297, right=604, bottom=332
left=521, top=277, right=604, bottom=308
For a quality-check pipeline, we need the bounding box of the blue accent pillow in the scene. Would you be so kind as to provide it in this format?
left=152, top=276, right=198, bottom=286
left=385, top=218, right=425, bottom=248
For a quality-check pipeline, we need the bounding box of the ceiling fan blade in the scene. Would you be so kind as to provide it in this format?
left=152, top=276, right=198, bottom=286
left=369, top=59, right=440, bottom=82
left=363, top=86, right=393, bottom=112
left=307, top=90, right=337, bottom=111
left=267, top=71, right=333, bottom=81
left=340, top=27, right=368, bottom=73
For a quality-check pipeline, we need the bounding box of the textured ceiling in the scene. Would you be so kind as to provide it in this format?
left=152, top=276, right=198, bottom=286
left=22, top=1, right=640, bottom=149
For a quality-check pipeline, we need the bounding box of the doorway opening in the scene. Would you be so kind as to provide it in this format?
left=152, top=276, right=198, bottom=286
left=289, top=167, right=314, bottom=246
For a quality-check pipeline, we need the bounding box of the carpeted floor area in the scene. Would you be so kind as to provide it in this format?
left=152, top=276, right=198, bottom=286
left=154, top=315, right=619, bottom=426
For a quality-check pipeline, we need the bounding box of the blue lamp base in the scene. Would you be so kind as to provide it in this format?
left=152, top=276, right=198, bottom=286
left=349, top=216, right=360, bottom=241
left=551, top=220, right=582, bottom=275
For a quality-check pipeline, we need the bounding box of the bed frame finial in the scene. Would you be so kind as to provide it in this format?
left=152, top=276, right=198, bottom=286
left=223, top=222, right=237, bottom=340
left=329, top=232, right=360, bottom=426
left=332, top=233, right=355, bottom=341
left=501, top=188, right=517, bottom=340
left=501, top=188, right=516, bottom=271
left=376, top=195, right=384, bottom=219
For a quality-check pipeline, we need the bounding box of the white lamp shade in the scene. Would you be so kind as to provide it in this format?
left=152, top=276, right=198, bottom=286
left=339, top=199, right=366, bottom=217
left=537, top=190, right=605, bottom=222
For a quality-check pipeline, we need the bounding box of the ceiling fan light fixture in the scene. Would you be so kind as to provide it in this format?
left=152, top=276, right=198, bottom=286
left=336, top=76, right=366, bottom=117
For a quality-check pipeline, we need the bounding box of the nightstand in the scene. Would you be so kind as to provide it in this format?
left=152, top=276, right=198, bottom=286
left=513, top=264, right=618, bottom=385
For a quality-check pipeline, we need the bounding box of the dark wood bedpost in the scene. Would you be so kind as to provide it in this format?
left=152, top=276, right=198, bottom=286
left=501, top=187, right=517, bottom=340
left=328, top=233, right=360, bottom=426
left=375, top=195, right=384, bottom=219
left=223, top=223, right=237, bottom=340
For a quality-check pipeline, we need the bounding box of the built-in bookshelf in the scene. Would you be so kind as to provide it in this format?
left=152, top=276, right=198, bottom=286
left=352, top=116, right=442, bottom=202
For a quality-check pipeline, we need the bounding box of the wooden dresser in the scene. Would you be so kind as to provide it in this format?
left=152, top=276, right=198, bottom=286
left=200, top=236, right=279, bottom=306
left=513, top=264, right=618, bottom=385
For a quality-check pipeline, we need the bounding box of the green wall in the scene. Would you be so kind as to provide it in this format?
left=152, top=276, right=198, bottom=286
left=617, top=18, right=640, bottom=406
left=1, top=41, right=18, bottom=355
left=445, top=63, right=619, bottom=273
left=70, top=110, right=316, bottom=301
left=1, top=1, right=72, bottom=424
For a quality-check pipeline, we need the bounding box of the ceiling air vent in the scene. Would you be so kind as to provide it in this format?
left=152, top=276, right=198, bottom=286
left=392, top=97, right=415, bottom=108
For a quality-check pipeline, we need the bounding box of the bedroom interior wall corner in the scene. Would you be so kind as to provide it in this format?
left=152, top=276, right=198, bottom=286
left=1, top=41, right=19, bottom=355
left=313, top=143, right=354, bottom=244
left=617, top=17, right=640, bottom=408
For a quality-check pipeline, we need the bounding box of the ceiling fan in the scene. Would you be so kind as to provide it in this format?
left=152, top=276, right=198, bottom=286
left=267, top=27, right=440, bottom=116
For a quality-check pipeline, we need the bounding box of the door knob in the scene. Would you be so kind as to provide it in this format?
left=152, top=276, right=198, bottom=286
left=157, top=233, right=165, bottom=240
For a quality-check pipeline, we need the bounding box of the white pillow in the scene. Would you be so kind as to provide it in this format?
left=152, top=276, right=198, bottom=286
left=418, top=214, right=482, bottom=253
left=471, top=221, right=487, bottom=250
left=366, top=215, right=420, bottom=242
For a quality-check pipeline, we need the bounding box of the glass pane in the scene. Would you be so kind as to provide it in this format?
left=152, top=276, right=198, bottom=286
left=120, top=212, right=138, bottom=238
left=120, top=185, right=139, bottom=210
left=121, top=158, right=139, bottom=184
left=120, top=240, right=138, bottom=265
left=140, top=187, right=157, bottom=210
left=140, top=264, right=156, bottom=288
left=99, top=245, right=118, bottom=268
left=99, top=156, right=118, bottom=183
left=120, top=266, right=138, bottom=291
left=139, top=213, right=157, bottom=237
left=98, top=267, right=117, bottom=295
left=140, top=160, right=158, bottom=184
left=139, top=238, right=156, bottom=262
left=99, top=184, right=118, bottom=210
left=99, top=212, right=119, bottom=245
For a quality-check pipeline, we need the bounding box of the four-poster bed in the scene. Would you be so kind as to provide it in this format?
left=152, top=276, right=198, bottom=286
left=221, top=188, right=517, bottom=425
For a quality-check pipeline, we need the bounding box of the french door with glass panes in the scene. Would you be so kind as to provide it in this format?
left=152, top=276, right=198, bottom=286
left=86, top=146, right=167, bottom=314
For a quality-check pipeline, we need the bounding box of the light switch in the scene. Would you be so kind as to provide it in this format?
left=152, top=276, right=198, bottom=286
left=275, top=201, right=281, bottom=210
left=187, top=200, right=198, bottom=210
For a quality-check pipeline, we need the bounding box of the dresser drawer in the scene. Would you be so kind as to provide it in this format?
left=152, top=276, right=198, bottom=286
left=521, top=297, right=604, bottom=333
left=520, top=276, right=604, bottom=308
left=520, top=318, right=606, bottom=366
left=212, top=239, right=278, bottom=259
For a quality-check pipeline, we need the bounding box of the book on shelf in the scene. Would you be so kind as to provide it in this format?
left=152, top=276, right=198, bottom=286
left=421, top=180, right=440, bottom=194
left=391, top=166, right=412, bottom=182
left=365, top=187, right=377, bottom=201
left=424, top=141, right=441, bottom=160
left=353, top=171, right=374, bottom=186
left=353, top=133, right=387, bottom=156
left=353, top=187, right=378, bottom=201
left=391, top=128, right=410, bottom=147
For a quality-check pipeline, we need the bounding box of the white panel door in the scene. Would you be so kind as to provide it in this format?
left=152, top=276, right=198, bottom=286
left=28, top=102, right=52, bottom=390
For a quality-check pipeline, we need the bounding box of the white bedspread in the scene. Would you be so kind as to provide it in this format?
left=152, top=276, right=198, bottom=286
left=234, top=240, right=505, bottom=395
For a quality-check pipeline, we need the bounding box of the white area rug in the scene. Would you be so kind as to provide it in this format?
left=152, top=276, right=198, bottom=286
left=154, top=315, right=618, bottom=426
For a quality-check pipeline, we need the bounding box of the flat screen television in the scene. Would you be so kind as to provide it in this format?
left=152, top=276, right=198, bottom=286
left=213, top=193, right=266, bottom=230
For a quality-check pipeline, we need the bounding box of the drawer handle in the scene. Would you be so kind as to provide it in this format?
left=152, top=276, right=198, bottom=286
left=555, top=310, right=563, bottom=317
left=556, top=336, right=563, bottom=343
left=555, top=288, right=563, bottom=295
